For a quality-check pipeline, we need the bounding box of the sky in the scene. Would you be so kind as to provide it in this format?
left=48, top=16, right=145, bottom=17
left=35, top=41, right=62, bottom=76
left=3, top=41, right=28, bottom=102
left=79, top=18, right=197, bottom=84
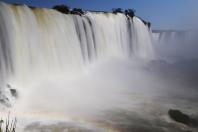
left=0, top=0, right=198, bottom=30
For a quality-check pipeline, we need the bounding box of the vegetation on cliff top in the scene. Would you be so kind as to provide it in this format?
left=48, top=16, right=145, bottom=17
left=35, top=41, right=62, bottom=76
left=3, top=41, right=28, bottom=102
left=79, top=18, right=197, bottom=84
left=52, top=5, right=151, bottom=27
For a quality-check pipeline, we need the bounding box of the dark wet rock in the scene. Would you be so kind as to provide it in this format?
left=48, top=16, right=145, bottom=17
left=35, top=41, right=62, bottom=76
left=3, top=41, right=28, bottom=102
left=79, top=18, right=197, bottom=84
left=136, top=17, right=151, bottom=28
left=70, top=8, right=84, bottom=15
left=0, top=97, right=8, bottom=104
left=147, top=22, right=151, bottom=29
left=7, top=84, right=18, bottom=98
left=0, top=84, right=18, bottom=107
left=168, top=109, right=190, bottom=125
left=189, top=117, right=198, bottom=127
left=0, top=93, right=11, bottom=107
left=10, top=89, right=18, bottom=98
left=141, top=19, right=148, bottom=26
left=53, top=5, right=70, bottom=14
left=125, top=9, right=135, bottom=18
left=168, top=109, right=198, bottom=127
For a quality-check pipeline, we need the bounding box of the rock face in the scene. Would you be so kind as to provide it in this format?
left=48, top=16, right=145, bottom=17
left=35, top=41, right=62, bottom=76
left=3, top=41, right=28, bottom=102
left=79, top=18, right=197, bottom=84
left=10, top=89, right=18, bottom=98
left=7, top=84, right=18, bottom=98
left=125, top=9, right=135, bottom=18
left=0, top=84, right=18, bottom=108
left=53, top=5, right=70, bottom=14
left=0, top=91, right=11, bottom=107
left=168, top=109, right=198, bottom=127
left=168, top=109, right=190, bottom=125
left=70, top=8, right=84, bottom=15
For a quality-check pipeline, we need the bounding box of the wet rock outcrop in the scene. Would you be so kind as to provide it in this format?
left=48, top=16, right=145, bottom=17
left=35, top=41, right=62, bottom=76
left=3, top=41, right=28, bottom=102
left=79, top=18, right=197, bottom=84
left=0, top=84, right=18, bottom=108
left=168, top=109, right=198, bottom=127
left=168, top=109, right=190, bottom=125
left=53, top=4, right=70, bottom=14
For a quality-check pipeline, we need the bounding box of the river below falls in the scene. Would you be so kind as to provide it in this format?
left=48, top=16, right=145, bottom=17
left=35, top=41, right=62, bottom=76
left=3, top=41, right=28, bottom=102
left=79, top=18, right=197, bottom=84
left=1, top=58, right=198, bottom=132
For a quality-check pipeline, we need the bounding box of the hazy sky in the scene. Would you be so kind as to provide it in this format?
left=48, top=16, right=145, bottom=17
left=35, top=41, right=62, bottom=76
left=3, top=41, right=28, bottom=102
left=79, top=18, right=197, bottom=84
left=1, top=0, right=198, bottom=29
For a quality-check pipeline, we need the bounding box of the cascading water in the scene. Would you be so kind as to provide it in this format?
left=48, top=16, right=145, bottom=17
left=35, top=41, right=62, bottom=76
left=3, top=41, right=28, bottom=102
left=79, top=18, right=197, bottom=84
left=0, top=2, right=158, bottom=131
left=0, top=2, right=154, bottom=91
left=1, top=2, right=198, bottom=132
left=153, top=30, right=198, bottom=62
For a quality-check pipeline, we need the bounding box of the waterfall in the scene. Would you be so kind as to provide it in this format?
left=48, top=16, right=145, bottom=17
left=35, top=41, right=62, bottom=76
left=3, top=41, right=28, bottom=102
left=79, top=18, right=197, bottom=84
left=0, top=2, right=154, bottom=90
left=153, top=30, right=198, bottom=62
